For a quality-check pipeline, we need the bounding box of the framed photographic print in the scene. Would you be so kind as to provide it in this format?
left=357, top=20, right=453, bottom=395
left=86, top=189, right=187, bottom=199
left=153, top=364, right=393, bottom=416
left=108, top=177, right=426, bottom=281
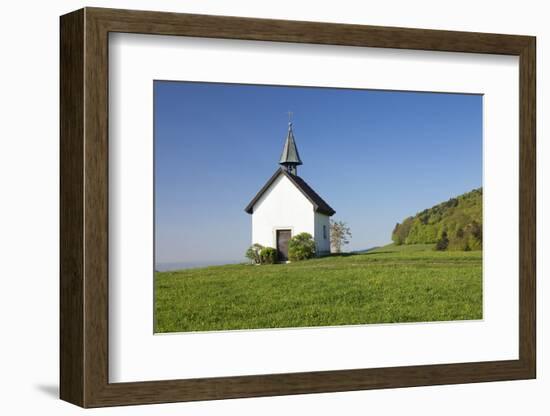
left=60, top=7, right=536, bottom=408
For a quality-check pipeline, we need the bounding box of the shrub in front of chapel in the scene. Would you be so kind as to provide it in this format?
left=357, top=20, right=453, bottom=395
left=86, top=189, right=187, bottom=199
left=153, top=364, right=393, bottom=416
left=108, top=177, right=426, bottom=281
left=259, top=247, right=278, bottom=264
left=288, top=232, right=316, bottom=261
left=245, top=243, right=264, bottom=264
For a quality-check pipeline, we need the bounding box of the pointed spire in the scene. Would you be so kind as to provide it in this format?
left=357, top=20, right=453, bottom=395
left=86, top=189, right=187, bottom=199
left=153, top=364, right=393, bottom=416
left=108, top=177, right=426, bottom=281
left=279, top=122, right=303, bottom=175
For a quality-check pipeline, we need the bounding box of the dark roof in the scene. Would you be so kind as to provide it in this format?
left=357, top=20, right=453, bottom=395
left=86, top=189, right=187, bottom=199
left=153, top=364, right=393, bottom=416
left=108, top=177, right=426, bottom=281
left=244, top=168, right=335, bottom=216
left=279, top=123, right=303, bottom=166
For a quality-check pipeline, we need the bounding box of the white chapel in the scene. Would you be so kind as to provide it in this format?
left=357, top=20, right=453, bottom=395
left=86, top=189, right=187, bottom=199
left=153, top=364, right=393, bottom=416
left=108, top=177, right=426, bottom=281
left=245, top=122, right=335, bottom=261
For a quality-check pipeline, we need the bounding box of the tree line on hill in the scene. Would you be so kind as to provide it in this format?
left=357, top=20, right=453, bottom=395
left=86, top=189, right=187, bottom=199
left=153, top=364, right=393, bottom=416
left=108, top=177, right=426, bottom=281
left=392, top=188, right=482, bottom=251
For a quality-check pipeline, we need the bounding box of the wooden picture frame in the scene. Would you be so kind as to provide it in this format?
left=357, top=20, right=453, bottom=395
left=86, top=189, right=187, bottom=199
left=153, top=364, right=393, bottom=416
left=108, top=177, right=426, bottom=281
left=60, top=7, right=536, bottom=408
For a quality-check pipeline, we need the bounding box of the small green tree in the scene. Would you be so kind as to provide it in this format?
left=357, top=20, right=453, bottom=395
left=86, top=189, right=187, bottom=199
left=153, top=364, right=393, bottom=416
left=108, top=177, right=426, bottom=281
left=435, top=231, right=449, bottom=251
left=259, top=247, right=277, bottom=264
left=245, top=243, right=264, bottom=264
left=392, top=216, right=413, bottom=245
left=330, top=220, right=352, bottom=253
left=468, top=221, right=482, bottom=242
left=288, top=232, right=316, bottom=261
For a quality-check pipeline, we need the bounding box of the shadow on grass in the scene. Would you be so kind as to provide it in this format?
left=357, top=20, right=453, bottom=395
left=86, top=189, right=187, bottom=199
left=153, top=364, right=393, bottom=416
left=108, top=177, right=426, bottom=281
left=326, top=252, right=362, bottom=258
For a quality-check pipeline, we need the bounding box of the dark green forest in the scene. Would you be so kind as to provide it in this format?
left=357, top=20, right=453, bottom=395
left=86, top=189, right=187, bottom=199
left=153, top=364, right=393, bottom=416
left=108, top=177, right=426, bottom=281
left=392, top=188, right=482, bottom=251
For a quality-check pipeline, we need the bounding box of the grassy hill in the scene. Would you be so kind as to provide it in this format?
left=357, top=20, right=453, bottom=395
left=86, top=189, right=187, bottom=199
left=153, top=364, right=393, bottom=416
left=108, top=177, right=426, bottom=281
left=392, top=188, right=482, bottom=251
left=155, top=244, right=482, bottom=333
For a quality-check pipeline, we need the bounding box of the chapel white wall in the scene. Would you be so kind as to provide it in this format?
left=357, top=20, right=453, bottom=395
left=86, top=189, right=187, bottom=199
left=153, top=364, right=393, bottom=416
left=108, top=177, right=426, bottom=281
left=251, top=174, right=314, bottom=248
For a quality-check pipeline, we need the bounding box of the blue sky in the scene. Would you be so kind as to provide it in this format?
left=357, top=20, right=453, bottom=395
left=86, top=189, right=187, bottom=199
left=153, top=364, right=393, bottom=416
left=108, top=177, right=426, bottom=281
left=154, top=81, right=482, bottom=265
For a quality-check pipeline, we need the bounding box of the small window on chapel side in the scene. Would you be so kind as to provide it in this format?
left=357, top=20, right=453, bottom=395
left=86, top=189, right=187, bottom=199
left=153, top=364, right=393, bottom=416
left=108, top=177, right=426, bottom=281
left=323, top=225, right=327, bottom=239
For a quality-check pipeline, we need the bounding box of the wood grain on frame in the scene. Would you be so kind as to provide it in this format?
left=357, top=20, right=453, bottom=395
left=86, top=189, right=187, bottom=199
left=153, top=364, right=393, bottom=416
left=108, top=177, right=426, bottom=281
left=60, top=8, right=85, bottom=406
left=60, top=7, right=536, bottom=407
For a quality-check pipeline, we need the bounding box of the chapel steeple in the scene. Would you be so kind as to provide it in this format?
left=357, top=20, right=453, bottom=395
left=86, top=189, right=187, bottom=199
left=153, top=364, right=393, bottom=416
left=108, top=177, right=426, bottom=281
left=279, top=122, right=303, bottom=176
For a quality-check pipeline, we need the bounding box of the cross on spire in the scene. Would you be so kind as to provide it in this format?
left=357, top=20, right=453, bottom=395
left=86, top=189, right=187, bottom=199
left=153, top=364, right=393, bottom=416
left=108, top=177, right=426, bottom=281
left=287, top=111, right=293, bottom=124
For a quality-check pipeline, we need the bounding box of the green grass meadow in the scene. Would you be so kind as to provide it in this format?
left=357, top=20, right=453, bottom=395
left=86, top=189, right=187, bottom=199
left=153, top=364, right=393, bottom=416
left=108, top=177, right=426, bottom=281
left=154, top=244, right=482, bottom=333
